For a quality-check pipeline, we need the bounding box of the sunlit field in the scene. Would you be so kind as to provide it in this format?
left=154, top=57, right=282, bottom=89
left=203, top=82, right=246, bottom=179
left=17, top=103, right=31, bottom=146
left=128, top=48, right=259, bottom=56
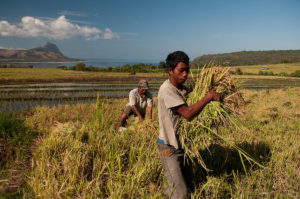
left=1, top=0, right=300, bottom=197
left=0, top=87, right=299, bottom=198
left=1, top=62, right=299, bottom=82
left=0, top=68, right=168, bottom=81
left=0, top=65, right=299, bottom=198
left=228, top=63, right=300, bottom=74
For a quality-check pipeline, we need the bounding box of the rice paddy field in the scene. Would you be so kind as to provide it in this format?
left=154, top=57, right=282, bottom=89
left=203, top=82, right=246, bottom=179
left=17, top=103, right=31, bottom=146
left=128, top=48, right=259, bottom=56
left=0, top=67, right=299, bottom=198
left=0, top=72, right=299, bottom=113
left=228, top=63, right=300, bottom=74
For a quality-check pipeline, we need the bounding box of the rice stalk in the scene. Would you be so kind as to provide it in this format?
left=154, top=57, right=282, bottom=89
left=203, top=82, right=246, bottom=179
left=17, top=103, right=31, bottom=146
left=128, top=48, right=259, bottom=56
left=179, top=65, right=264, bottom=171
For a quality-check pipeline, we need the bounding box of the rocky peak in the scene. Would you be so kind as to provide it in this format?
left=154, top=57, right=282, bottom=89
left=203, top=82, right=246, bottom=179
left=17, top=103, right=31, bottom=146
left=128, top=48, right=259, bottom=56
left=43, top=42, right=62, bottom=54
left=0, top=42, right=77, bottom=62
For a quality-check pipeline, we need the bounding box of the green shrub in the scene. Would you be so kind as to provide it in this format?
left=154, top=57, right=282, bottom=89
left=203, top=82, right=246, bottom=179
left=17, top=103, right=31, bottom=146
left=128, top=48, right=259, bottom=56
left=0, top=112, right=37, bottom=167
left=56, top=66, right=67, bottom=70
left=86, top=65, right=100, bottom=72
left=158, top=61, right=166, bottom=69
left=267, top=71, right=274, bottom=76
left=278, top=72, right=288, bottom=76
left=55, top=62, right=164, bottom=73
left=290, top=70, right=300, bottom=77
left=0, top=113, right=26, bottom=139
left=75, top=62, right=86, bottom=71
left=258, top=71, right=275, bottom=76
left=235, top=68, right=243, bottom=75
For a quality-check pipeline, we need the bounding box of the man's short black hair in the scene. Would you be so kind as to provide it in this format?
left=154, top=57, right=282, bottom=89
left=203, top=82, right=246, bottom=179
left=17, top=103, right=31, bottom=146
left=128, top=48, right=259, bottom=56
left=166, top=51, right=189, bottom=71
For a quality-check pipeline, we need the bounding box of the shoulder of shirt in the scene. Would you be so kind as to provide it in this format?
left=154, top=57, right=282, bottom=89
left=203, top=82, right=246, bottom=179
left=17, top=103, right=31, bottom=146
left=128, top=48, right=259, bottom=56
left=159, top=79, right=188, bottom=98
left=159, top=80, right=178, bottom=99
left=161, top=79, right=180, bottom=92
left=129, top=88, right=138, bottom=95
left=159, top=79, right=170, bottom=90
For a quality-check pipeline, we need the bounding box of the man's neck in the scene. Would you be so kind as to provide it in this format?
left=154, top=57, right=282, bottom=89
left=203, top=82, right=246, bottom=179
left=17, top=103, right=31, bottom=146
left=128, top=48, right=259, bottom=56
left=169, top=78, right=182, bottom=90
left=138, top=89, right=145, bottom=97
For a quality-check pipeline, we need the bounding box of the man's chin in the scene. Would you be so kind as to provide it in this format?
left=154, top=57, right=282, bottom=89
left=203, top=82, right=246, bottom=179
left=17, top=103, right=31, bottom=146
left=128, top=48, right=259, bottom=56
left=180, top=79, right=187, bottom=84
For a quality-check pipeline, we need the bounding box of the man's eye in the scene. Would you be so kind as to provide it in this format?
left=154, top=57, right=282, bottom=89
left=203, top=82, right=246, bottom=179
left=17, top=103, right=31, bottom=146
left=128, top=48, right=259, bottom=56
left=179, top=69, right=189, bottom=73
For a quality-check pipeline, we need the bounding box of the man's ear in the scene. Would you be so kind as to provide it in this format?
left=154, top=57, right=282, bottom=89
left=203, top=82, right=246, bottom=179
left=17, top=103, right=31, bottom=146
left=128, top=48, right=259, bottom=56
left=168, top=68, right=173, bottom=76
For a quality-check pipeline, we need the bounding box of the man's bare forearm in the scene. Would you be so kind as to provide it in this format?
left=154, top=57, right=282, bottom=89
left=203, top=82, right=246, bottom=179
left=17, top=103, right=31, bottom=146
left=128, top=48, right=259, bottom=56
left=148, top=107, right=152, bottom=119
left=177, top=88, right=221, bottom=121
left=177, top=94, right=212, bottom=121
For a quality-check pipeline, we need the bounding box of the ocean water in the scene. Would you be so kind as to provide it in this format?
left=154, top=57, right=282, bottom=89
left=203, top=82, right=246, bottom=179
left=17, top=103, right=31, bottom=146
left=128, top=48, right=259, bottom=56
left=2, top=58, right=160, bottom=68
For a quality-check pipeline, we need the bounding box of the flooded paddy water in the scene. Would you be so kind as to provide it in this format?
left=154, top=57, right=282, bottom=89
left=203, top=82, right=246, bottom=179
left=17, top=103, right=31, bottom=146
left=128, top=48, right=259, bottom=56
left=0, top=81, right=162, bottom=112
left=1, top=78, right=299, bottom=112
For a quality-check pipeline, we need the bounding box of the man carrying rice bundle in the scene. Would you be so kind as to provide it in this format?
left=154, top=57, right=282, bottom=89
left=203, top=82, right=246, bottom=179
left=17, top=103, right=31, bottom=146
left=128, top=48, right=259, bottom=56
left=157, top=51, right=220, bottom=198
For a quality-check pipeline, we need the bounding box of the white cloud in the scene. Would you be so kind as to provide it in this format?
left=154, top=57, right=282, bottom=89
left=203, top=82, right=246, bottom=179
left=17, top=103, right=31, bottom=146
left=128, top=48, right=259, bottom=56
left=103, top=28, right=120, bottom=40
left=0, top=16, right=120, bottom=40
left=0, top=46, right=25, bottom=50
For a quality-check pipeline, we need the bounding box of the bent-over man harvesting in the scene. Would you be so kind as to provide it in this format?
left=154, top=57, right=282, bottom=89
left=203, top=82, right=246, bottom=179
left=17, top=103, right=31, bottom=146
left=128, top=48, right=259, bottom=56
left=119, top=79, right=153, bottom=131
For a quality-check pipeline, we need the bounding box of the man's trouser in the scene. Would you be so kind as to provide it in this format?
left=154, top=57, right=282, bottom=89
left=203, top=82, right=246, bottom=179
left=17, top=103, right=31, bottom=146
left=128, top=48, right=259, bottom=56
left=157, top=141, right=188, bottom=199
left=122, top=105, right=145, bottom=118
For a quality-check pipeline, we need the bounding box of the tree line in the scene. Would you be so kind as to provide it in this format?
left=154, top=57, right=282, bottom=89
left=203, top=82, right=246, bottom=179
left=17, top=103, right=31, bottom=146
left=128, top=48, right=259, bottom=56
left=57, top=61, right=167, bottom=73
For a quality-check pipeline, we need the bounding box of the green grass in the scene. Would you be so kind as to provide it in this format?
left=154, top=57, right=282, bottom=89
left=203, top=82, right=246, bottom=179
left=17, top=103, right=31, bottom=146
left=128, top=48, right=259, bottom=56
left=27, top=98, right=163, bottom=198
left=0, top=88, right=299, bottom=198
left=0, top=68, right=168, bottom=81
left=0, top=112, right=38, bottom=196
left=229, top=63, right=300, bottom=74
left=1, top=62, right=299, bottom=82
left=0, top=112, right=38, bottom=165
left=189, top=63, right=300, bottom=78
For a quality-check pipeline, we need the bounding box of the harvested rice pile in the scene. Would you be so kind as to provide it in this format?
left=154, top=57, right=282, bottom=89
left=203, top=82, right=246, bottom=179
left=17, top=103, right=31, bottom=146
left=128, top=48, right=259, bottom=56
left=178, top=66, right=257, bottom=170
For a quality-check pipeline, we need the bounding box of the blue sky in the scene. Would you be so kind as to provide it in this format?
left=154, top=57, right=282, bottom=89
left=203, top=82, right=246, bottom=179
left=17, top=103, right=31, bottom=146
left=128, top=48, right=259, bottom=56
left=0, top=0, right=299, bottom=61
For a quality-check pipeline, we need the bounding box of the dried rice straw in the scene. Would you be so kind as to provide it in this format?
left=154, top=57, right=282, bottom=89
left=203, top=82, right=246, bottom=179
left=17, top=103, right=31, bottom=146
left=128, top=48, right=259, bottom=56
left=178, top=65, right=265, bottom=172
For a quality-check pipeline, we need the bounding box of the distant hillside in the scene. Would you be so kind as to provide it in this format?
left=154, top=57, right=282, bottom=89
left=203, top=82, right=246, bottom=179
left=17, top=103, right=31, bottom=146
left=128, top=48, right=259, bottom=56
left=0, top=42, right=77, bottom=62
left=192, top=50, right=300, bottom=66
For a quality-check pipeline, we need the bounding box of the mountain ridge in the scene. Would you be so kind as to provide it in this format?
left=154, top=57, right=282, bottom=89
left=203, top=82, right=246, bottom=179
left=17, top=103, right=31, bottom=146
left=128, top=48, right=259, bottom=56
left=192, top=50, right=300, bottom=66
left=0, top=42, right=78, bottom=62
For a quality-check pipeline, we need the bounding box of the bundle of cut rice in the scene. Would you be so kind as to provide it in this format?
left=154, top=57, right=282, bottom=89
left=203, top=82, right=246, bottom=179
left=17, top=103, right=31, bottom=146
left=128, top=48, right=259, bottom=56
left=178, top=65, right=262, bottom=171
left=187, top=66, right=244, bottom=114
